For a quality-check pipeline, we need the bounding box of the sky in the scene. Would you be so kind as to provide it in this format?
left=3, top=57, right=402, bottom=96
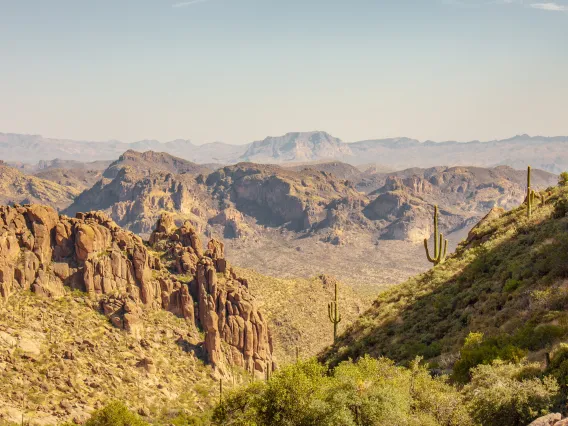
left=0, top=0, right=567, bottom=145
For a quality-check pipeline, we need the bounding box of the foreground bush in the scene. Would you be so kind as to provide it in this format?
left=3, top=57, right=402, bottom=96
left=463, top=360, right=559, bottom=426
left=65, top=401, right=149, bottom=426
left=212, top=357, right=472, bottom=426
left=452, top=332, right=526, bottom=383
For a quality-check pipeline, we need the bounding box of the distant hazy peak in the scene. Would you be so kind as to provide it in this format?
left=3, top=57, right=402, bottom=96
left=241, top=130, right=352, bottom=163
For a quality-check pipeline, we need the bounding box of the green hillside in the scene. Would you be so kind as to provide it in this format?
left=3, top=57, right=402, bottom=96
left=322, top=183, right=568, bottom=375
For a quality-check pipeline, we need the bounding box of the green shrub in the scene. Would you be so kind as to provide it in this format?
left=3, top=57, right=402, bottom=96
left=514, top=324, right=566, bottom=351
left=559, top=172, right=568, bottom=187
left=453, top=332, right=526, bottom=383
left=546, top=343, right=568, bottom=396
left=77, top=402, right=149, bottom=426
left=463, top=360, right=559, bottom=426
left=503, top=278, right=522, bottom=292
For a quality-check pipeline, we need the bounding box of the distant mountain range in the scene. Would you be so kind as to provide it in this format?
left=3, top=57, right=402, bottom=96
left=2, top=131, right=568, bottom=172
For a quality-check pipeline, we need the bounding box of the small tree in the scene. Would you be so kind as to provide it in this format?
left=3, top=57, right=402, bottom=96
left=558, top=171, right=568, bottom=187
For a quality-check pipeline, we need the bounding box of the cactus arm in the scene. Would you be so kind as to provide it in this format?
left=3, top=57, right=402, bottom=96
left=328, top=302, right=334, bottom=323
left=424, top=238, right=437, bottom=263
left=442, top=237, right=448, bottom=260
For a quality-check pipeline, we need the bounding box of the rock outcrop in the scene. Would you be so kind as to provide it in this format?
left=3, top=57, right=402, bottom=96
left=0, top=205, right=274, bottom=376
left=528, top=413, right=565, bottom=426
left=149, top=215, right=275, bottom=376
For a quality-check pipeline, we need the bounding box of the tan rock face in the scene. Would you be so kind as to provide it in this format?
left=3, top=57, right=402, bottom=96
left=0, top=205, right=275, bottom=376
left=150, top=213, right=275, bottom=375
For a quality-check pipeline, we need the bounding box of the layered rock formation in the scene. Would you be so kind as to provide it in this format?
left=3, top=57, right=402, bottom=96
left=0, top=204, right=274, bottom=376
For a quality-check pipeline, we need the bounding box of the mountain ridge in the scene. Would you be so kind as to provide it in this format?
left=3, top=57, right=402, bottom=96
left=4, top=131, right=568, bottom=172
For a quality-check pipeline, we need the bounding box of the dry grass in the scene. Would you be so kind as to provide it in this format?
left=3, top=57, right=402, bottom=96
left=0, top=291, right=224, bottom=425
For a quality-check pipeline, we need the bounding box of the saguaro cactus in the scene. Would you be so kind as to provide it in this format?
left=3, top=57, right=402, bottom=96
left=527, top=166, right=534, bottom=218
left=526, top=165, right=546, bottom=216
left=328, top=281, right=342, bottom=343
left=424, top=205, right=448, bottom=266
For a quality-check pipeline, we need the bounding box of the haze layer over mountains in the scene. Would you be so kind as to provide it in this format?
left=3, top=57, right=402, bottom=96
left=3, top=131, right=568, bottom=173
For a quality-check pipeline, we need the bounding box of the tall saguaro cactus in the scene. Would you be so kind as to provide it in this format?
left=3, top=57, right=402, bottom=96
left=424, top=205, right=448, bottom=266
left=328, top=281, right=342, bottom=343
left=527, top=166, right=534, bottom=218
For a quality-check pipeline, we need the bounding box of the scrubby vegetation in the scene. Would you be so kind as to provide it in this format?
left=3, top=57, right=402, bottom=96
left=323, top=184, right=568, bottom=376
left=205, top=355, right=565, bottom=426
left=0, top=292, right=219, bottom=425
left=463, top=361, right=558, bottom=426
left=47, top=352, right=568, bottom=426
left=211, top=357, right=472, bottom=426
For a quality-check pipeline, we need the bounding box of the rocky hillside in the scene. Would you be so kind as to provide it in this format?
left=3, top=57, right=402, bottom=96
left=206, top=162, right=362, bottom=231
left=0, top=205, right=278, bottom=423
left=0, top=162, right=79, bottom=210
left=322, top=183, right=568, bottom=372
left=7, top=159, right=111, bottom=194
left=33, top=168, right=104, bottom=193
left=358, top=164, right=556, bottom=196
left=0, top=291, right=219, bottom=425
left=102, top=150, right=212, bottom=179
left=64, top=152, right=217, bottom=235
left=286, top=161, right=363, bottom=180
left=360, top=165, right=558, bottom=242
left=237, top=270, right=365, bottom=364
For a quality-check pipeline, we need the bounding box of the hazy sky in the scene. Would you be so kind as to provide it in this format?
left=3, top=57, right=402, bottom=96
left=1, top=0, right=567, bottom=145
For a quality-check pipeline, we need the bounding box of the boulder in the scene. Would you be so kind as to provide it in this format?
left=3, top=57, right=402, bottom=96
left=528, top=413, right=562, bottom=426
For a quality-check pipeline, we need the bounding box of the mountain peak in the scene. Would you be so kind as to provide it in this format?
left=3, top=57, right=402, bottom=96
left=241, top=131, right=351, bottom=163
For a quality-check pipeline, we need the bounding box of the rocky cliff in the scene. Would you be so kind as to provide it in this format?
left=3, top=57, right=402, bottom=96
left=206, top=163, right=363, bottom=231
left=0, top=204, right=274, bottom=377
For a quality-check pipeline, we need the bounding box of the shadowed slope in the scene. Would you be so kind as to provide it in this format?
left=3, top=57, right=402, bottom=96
left=322, top=184, right=568, bottom=368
